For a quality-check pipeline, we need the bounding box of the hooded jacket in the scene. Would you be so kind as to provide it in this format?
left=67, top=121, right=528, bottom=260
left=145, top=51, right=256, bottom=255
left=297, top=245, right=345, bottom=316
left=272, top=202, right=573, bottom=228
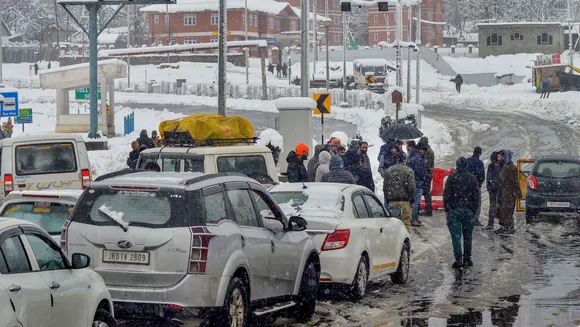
left=406, top=149, right=428, bottom=189
left=378, top=143, right=399, bottom=178
left=315, top=151, right=332, bottom=182
left=486, top=151, right=501, bottom=193
left=384, top=163, right=416, bottom=203
left=321, top=156, right=356, bottom=184
left=466, top=154, right=485, bottom=187
left=307, top=145, right=325, bottom=182
left=419, top=137, right=435, bottom=180
left=137, top=129, right=155, bottom=149
left=286, top=151, right=309, bottom=183
left=443, top=157, right=480, bottom=214
left=497, top=150, right=522, bottom=218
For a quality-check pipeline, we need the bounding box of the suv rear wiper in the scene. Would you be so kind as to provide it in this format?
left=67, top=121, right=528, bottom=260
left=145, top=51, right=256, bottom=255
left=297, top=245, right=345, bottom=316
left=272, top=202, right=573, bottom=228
left=98, top=205, right=129, bottom=232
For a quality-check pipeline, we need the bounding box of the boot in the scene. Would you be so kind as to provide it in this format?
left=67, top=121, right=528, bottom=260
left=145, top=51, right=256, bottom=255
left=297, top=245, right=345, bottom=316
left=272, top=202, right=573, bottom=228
left=451, top=257, right=463, bottom=269
left=463, top=258, right=473, bottom=267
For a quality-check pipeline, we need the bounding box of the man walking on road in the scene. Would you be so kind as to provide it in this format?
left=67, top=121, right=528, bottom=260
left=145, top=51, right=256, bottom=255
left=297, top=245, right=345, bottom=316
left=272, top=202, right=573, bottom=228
left=384, top=153, right=416, bottom=233
left=484, top=151, right=502, bottom=230
left=419, top=138, right=435, bottom=216
left=455, top=74, right=463, bottom=93
left=406, top=141, right=427, bottom=227
left=496, top=150, right=522, bottom=236
left=467, top=147, right=485, bottom=226
left=444, top=157, right=480, bottom=268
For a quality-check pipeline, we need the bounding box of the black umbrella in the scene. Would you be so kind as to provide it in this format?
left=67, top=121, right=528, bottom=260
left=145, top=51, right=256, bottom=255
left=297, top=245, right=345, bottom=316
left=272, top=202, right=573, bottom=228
left=381, top=123, right=423, bottom=140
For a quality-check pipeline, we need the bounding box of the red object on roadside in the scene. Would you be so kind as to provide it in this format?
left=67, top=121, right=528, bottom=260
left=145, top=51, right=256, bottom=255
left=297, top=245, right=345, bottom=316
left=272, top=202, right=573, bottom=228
left=420, top=168, right=454, bottom=211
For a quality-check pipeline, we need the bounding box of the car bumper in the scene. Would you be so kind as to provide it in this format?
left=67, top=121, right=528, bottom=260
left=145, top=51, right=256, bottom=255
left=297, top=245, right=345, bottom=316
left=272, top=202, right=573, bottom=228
left=108, top=273, right=228, bottom=317
left=526, top=194, right=580, bottom=213
left=318, top=250, right=358, bottom=285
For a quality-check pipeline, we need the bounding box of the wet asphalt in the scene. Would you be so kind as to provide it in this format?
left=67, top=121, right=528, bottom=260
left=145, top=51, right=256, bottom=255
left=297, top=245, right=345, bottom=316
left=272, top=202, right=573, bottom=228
left=118, top=103, right=580, bottom=327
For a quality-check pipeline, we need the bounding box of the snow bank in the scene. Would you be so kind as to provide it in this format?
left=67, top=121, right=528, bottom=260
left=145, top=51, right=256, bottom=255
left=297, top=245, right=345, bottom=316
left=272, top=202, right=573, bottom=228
left=468, top=121, right=494, bottom=132
left=98, top=205, right=129, bottom=230
left=278, top=186, right=344, bottom=218
left=257, top=128, right=283, bottom=150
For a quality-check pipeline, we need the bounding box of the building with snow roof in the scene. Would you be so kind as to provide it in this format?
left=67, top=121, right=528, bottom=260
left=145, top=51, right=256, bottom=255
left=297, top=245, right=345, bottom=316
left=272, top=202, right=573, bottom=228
left=478, top=22, right=564, bottom=58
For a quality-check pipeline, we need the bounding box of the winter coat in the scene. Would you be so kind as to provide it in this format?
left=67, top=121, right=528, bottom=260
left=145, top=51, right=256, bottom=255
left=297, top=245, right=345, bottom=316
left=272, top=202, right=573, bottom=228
left=378, top=151, right=398, bottom=178
left=383, top=163, right=416, bottom=203
left=486, top=162, right=502, bottom=193
left=127, top=149, right=140, bottom=169
left=455, top=74, right=463, bottom=85
left=377, top=140, right=396, bottom=162
left=423, top=146, right=435, bottom=180
left=137, top=130, right=155, bottom=149
left=355, top=151, right=375, bottom=192
left=443, top=158, right=480, bottom=215
left=497, top=150, right=522, bottom=218
left=315, top=151, right=332, bottom=182
left=466, top=155, right=485, bottom=187
left=307, top=145, right=325, bottom=182
left=321, top=156, right=356, bottom=184
left=343, top=148, right=360, bottom=180
left=286, top=151, right=309, bottom=183
left=406, top=149, right=427, bottom=189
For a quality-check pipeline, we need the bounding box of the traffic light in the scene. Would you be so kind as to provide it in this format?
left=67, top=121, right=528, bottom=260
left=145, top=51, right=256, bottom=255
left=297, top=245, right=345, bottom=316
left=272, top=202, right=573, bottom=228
left=378, top=1, right=389, bottom=11
left=341, top=1, right=351, bottom=11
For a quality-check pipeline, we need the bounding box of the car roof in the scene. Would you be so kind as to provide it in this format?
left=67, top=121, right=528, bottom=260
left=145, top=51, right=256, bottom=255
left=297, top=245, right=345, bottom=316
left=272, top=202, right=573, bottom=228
left=90, top=171, right=258, bottom=189
left=535, top=155, right=580, bottom=162
left=269, top=182, right=364, bottom=194
left=140, top=145, right=273, bottom=155
left=4, top=190, right=83, bottom=202
left=0, top=218, right=39, bottom=231
left=0, top=133, right=85, bottom=145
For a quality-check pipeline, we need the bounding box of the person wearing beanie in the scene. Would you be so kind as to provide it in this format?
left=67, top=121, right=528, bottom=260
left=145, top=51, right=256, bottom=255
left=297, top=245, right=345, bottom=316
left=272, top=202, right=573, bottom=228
left=443, top=157, right=480, bottom=269
left=419, top=137, right=435, bottom=216
left=466, top=146, right=485, bottom=226
left=286, top=143, right=310, bottom=183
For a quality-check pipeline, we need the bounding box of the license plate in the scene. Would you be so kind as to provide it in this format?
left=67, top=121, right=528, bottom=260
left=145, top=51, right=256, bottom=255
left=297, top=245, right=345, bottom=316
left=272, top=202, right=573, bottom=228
left=102, top=250, right=150, bottom=265
left=547, top=202, right=570, bottom=208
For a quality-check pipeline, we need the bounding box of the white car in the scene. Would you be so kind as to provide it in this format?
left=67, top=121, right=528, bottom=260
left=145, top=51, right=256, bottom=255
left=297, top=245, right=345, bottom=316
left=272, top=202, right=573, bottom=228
left=267, top=183, right=411, bottom=300
left=0, top=218, right=115, bottom=327
left=0, top=190, right=83, bottom=243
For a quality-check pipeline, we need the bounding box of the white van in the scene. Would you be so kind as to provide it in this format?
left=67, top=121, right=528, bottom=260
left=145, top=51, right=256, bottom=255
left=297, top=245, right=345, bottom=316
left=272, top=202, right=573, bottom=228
left=0, top=134, right=92, bottom=200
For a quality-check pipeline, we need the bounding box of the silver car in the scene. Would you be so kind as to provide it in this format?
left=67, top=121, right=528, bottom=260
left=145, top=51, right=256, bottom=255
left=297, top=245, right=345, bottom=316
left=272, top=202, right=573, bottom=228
left=63, top=171, right=320, bottom=326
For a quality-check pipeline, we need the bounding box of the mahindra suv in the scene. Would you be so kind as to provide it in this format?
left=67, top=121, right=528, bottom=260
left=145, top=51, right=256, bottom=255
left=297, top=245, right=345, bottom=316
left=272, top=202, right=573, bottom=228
left=62, top=170, right=320, bottom=326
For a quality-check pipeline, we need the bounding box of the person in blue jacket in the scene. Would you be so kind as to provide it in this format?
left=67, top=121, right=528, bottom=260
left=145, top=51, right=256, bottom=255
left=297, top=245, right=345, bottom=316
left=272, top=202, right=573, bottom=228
left=466, top=146, right=485, bottom=226
left=406, top=141, right=427, bottom=227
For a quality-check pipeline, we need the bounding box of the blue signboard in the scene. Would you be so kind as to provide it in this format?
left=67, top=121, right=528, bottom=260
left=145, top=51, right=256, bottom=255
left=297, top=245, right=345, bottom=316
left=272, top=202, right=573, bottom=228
left=0, top=92, right=19, bottom=117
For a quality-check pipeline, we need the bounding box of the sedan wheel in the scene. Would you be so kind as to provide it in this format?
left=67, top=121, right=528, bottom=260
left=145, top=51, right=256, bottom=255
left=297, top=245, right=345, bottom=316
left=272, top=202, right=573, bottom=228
left=350, top=257, right=369, bottom=300
left=92, top=310, right=116, bottom=327
left=390, top=243, right=410, bottom=285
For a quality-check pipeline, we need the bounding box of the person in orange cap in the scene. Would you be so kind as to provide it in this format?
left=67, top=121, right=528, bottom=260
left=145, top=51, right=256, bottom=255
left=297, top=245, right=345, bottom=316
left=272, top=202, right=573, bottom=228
left=286, top=143, right=309, bottom=183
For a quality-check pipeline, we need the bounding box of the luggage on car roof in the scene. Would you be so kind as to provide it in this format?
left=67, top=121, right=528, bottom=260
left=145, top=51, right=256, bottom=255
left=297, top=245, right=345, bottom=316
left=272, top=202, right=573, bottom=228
left=159, top=114, right=255, bottom=146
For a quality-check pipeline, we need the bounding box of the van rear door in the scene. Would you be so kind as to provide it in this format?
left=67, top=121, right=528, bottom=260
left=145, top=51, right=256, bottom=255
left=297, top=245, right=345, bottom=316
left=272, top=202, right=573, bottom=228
left=12, top=141, right=83, bottom=192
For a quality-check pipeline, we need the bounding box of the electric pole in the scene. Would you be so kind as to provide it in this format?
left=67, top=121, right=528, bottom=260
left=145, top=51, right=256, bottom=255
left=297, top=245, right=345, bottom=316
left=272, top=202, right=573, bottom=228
left=300, top=0, right=309, bottom=96
left=218, top=0, right=227, bottom=115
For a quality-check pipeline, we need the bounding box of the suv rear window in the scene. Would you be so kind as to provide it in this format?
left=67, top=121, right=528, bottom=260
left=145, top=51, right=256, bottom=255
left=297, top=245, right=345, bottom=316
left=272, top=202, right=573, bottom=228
left=1, top=202, right=73, bottom=235
left=15, top=143, right=77, bottom=175
left=535, top=161, right=580, bottom=178
left=71, top=187, right=192, bottom=228
left=217, top=156, right=267, bottom=177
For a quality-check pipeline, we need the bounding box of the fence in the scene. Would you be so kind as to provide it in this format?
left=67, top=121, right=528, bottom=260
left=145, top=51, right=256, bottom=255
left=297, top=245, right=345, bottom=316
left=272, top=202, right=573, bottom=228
left=124, top=112, right=135, bottom=135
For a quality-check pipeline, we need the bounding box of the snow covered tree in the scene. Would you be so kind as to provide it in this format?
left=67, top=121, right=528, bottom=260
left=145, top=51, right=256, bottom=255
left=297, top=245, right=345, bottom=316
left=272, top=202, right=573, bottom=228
left=348, top=5, right=369, bottom=46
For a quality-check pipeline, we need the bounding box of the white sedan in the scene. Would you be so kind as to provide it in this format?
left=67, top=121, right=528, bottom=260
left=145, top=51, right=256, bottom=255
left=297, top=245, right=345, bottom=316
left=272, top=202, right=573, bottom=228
left=0, top=218, right=116, bottom=327
left=267, top=183, right=411, bottom=300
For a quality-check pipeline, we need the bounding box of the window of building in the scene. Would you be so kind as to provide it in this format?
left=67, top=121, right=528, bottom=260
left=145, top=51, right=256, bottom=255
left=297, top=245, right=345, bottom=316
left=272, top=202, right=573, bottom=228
left=511, top=32, right=523, bottom=41
left=537, top=33, right=552, bottom=45
left=184, top=14, right=196, bottom=26
left=374, top=13, right=378, bottom=24
left=276, top=19, right=280, bottom=31
left=184, top=37, right=196, bottom=44
left=486, top=33, right=502, bottom=46
left=210, top=36, right=219, bottom=43
left=165, top=15, right=169, bottom=24
left=269, top=17, right=274, bottom=29
left=334, top=16, right=341, bottom=25
left=334, top=0, right=340, bottom=7
left=169, top=38, right=176, bottom=45
left=154, top=15, right=159, bottom=24
left=334, top=32, right=342, bottom=43
left=291, top=20, right=297, bottom=31
left=242, top=12, right=246, bottom=26
left=436, top=1, right=441, bottom=11
left=254, top=14, right=258, bottom=26
left=211, top=13, right=219, bottom=25
left=374, top=32, right=379, bottom=41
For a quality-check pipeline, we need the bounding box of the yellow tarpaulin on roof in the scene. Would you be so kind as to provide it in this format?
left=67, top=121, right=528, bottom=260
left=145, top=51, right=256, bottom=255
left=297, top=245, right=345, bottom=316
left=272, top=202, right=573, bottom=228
left=569, top=65, right=580, bottom=74
left=158, top=114, right=254, bottom=146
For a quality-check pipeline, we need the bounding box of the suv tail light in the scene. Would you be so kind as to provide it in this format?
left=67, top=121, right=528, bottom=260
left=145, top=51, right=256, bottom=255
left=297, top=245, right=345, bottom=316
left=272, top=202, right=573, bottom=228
left=81, top=169, right=91, bottom=189
left=3, top=174, right=13, bottom=196
left=60, top=220, right=71, bottom=255
left=188, top=227, right=216, bottom=274
left=321, top=229, right=350, bottom=251
left=527, top=174, right=538, bottom=190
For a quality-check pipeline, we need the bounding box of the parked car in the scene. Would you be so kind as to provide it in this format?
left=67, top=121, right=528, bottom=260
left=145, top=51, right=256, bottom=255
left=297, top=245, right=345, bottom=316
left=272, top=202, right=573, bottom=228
left=526, top=156, right=580, bottom=223
left=63, top=170, right=320, bottom=325
left=266, top=183, right=411, bottom=300
left=0, top=190, right=83, bottom=243
left=0, top=218, right=115, bottom=327
left=0, top=133, right=92, bottom=200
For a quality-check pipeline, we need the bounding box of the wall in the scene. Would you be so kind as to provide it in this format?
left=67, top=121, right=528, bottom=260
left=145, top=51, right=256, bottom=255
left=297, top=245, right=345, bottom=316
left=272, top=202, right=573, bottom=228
left=59, top=53, right=245, bottom=67
left=478, top=24, right=564, bottom=58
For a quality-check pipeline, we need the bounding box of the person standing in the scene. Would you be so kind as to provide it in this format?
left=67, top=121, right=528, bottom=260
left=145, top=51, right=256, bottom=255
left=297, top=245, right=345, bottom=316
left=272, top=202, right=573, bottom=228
left=496, top=150, right=522, bottom=236
left=356, top=141, right=375, bottom=192
left=276, top=63, right=282, bottom=78
left=466, top=147, right=485, bottom=226
left=325, top=137, right=342, bottom=156
left=384, top=153, right=416, bottom=233
left=443, top=157, right=480, bottom=268
left=378, top=141, right=398, bottom=178
left=307, top=145, right=325, bottom=182
left=151, top=130, right=161, bottom=147
left=47, top=61, right=52, bottom=69
left=419, top=137, right=435, bottom=216
left=321, top=156, right=356, bottom=184
left=484, top=151, right=502, bottom=231
left=34, top=62, right=39, bottom=75
left=455, top=74, right=463, bottom=93
left=127, top=141, right=141, bottom=168
left=286, top=143, right=310, bottom=183
left=137, top=129, right=155, bottom=149
left=406, top=141, right=427, bottom=227
left=315, top=151, right=332, bottom=182
left=282, top=62, right=288, bottom=78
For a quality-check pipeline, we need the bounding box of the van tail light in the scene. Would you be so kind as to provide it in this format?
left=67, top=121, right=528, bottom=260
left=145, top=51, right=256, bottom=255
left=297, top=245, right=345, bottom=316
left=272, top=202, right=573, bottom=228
left=60, top=220, right=71, bottom=255
left=321, top=229, right=350, bottom=251
left=3, top=174, right=13, bottom=196
left=188, top=227, right=216, bottom=274
left=527, top=174, right=538, bottom=190
left=81, top=169, right=91, bottom=190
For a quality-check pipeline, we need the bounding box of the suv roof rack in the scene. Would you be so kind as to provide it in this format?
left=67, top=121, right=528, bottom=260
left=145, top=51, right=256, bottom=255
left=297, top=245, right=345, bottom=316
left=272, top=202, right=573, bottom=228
left=184, top=172, right=247, bottom=186
left=162, top=132, right=259, bottom=148
left=93, top=169, right=147, bottom=182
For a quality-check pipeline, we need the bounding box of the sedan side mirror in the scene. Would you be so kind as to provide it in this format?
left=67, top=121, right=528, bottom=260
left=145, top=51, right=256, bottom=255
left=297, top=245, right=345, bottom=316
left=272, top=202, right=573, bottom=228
left=389, top=207, right=402, bottom=218
left=288, top=216, right=308, bottom=232
left=71, top=253, right=91, bottom=269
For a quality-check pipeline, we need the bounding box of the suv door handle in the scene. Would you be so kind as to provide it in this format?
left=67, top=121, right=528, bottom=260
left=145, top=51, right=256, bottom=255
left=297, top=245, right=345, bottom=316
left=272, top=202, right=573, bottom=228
left=8, top=285, right=21, bottom=292
left=270, top=240, right=275, bottom=253
left=49, top=282, right=60, bottom=290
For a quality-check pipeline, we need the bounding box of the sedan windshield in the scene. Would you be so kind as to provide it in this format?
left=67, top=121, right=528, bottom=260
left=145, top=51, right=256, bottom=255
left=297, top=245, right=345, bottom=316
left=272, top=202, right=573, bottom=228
left=535, top=161, right=580, bottom=178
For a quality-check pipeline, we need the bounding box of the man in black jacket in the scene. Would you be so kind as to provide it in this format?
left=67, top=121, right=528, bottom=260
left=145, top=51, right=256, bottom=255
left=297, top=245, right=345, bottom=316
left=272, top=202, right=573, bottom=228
left=467, top=146, right=485, bottom=226
left=484, top=151, right=501, bottom=230
left=286, top=143, right=309, bottom=183
left=444, top=157, right=480, bottom=268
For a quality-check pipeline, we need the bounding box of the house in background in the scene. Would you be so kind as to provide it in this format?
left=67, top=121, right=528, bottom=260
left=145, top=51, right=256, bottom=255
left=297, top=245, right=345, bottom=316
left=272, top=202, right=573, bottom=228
left=443, top=30, right=478, bottom=46
left=478, top=22, right=564, bottom=58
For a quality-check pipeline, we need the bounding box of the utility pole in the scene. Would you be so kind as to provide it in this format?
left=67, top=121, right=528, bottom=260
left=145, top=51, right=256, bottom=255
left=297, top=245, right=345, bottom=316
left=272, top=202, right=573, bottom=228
left=0, top=4, right=3, bottom=83
left=55, top=0, right=60, bottom=59
left=567, top=0, right=573, bottom=67
left=127, top=5, right=131, bottom=87
left=313, top=0, right=318, bottom=79
left=325, top=23, right=330, bottom=90
left=415, top=1, right=421, bottom=105
left=342, top=11, right=347, bottom=104
left=300, top=0, right=309, bottom=97
left=218, top=0, right=227, bottom=116
left=244, top=0, right=249, bottom=84
left=395, top=0, right=402, bottom=122
left=406, top=4, right=411, bottom=103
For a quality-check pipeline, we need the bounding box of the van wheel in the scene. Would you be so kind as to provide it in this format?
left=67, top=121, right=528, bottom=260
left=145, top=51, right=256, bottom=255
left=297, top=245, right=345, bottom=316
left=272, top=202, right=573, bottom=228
left=390, top=243, right=410, bottom=285
left=350, top=256, right=369, bottom=301
left=292, top=262, right=318, bottom=324
left=93, top=310, right=116, bottom=327
left=203, top=277, right=248, bottom=327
